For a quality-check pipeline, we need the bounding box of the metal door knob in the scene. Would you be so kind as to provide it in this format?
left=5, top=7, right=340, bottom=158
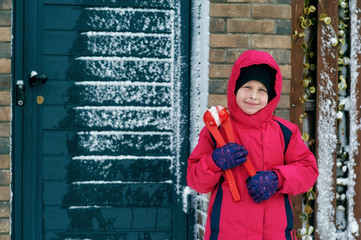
left=29, top=71, right=48, bottom=87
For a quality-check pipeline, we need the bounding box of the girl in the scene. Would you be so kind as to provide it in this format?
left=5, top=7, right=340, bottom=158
left=187, top=50, right=318, bottom=240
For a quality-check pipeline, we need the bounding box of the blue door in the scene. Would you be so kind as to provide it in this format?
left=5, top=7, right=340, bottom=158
left=12, top=0, right=191, bottom=239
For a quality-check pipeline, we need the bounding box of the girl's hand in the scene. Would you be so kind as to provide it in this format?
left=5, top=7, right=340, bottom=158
left=247, top=171, right=279, bottom=203
left=211, top=143, right=248, bottom=170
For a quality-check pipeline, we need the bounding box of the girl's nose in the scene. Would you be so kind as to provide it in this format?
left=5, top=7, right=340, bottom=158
left=249, top=90, right=258, bottom=99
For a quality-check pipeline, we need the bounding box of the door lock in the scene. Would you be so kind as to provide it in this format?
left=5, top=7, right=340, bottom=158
left=16, top=80, right=25, bottom=106
left=29, top=71, right=48, bottom=87
left=36, top=96, right=44, bottom=105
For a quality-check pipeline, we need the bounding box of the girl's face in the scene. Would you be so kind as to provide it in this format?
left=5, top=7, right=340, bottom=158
left=235, top=80, right=269, bottom=115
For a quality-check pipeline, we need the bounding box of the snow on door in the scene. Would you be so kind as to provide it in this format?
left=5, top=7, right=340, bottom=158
left=18, top=1, right=190, bottom=239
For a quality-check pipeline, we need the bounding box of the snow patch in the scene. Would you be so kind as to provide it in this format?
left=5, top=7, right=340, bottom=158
left=342, top=1, right=361, bottom=238
left=84, top=7, right=174, bottom=33
left=188, top=1, right=210, bottom=239
left=71, top=180, right=172, bottom=185
left=74, top=56, right=172, bottom=82
left=82, top=31, right=173, bottom=57
left=72, top=155, right=172, bottom=160
left=208, top=106, right=221, bottom=126
left=189, top=0, right=210, bottom=153
left=74, top=106, right=172, bottom=130
left=316, top=21, right=338, bottom=240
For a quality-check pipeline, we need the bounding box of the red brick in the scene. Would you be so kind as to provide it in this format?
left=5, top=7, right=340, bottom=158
left=210, top=4, right=250, bottom=18
left=209, top=64, right=233, bottom=78
left=210, top=18, right=225, bottom=32
left=278, top=94, right=290, bottom=108
left=0, top=124, right=9, bottom=138
left=0, top=108, right=10, bottom=122
left=0, top=203, right=10, bottom=218
left=0, top=234, right=10, bottom=240
left=0, top=60, right=10, bottom=74
left=282, top=79, right=290, bottom=94
left=208, top=94, right=227, bottom=108
left=209, top=49, right=226, bottom=63
left=0, top=171, right=10, bottom=186
left=209, top=79, right=227, bottom=94
left=252, top=35, right=291, bottom=49
left=226, top=49, right=247, bottom=63
left=279, top=65, right=291, bottom=79
left=0, top=75, right=11, bottom=90
left=0, top=156, right=9, bottom=169
left=0, top=11, right=11, bottom=26
left=0, top=218, right=9, bottom=233
left=0, top=0, right=12, bottom=10
left=0, top=92, right=10, bottom=106
left=228, top=19, right=275, bottom=33
left=0, top=188, right=9, bottom=201
left=210, top=34, right=249, bottom=48
left=252, top=5, right=291, bottom=19
left=0, top=28, right=10, bottom=42
left=274, top=109, right=290, bottom=121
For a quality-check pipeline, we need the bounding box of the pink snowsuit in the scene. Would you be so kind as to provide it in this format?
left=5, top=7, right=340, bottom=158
left=187, top=50, right=318, bottom=240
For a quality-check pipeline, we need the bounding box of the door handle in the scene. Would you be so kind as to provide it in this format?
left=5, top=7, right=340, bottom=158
left=29, top=71, right=48, bottom=87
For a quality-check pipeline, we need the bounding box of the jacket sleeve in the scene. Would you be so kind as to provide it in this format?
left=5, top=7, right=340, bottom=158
left=273, top=126, right=319, bottom=196
left=187, top=126, right=223, bottom=194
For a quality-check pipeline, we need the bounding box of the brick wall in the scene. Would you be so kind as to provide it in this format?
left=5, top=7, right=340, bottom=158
left=208, top=0, right=292, bottom=121
left=0, top=0, right=11, bottom=239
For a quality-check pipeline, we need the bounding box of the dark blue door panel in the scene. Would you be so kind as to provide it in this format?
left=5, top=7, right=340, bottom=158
left=13, top=0, right=190, bottom=239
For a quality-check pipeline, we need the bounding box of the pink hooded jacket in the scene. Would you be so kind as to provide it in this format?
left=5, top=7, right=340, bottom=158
left=187, top=50, right=318, bottom=240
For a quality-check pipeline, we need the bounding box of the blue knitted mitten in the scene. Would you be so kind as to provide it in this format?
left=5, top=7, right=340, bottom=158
left=247, top=171, right=279, bottom=203
left=211, top=143, right=248, bottom=170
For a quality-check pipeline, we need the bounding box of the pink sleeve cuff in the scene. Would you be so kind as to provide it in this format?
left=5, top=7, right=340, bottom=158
left=205, top=154, right=222, bottom=173
left=273, top=169, right=285, bottom=190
